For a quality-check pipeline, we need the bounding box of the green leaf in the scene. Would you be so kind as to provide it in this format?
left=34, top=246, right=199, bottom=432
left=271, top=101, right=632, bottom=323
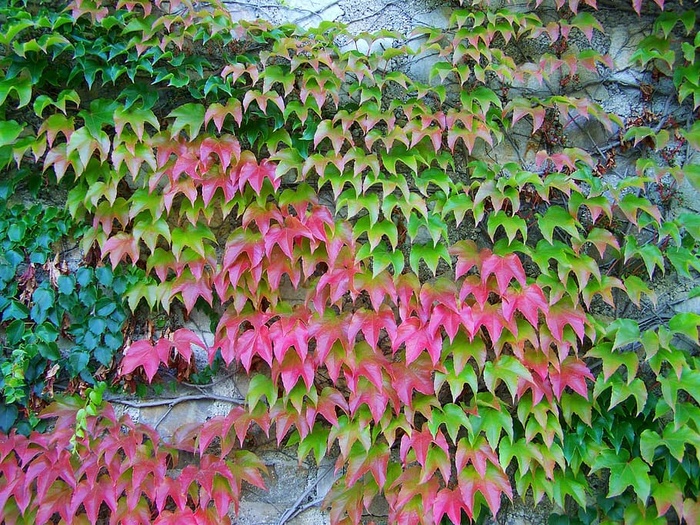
left=57, top=274, right=75, bottom=295
left=538, top=206, right=581, bottom=244
left=246, top=374, right=278, bottom=409
left=36, top=323, right=59, bottom=343
left=0, top=405, right=18, bottom=433
left=68, top=351, right=90, bottom=376
left=591, top=449, right=650, bottom=502
left=0, top=76, right=32, bottom=108
left=606, top=318, right=641, bottom=351
left=429, top=403, right=473, bottom=443
left=78, top=99, right=118, bottom=137
left=669, top=312, right=700, bottom=341
left=6, top=319, right=25, bottom=345
left=623, top=275, right=656, bottom=307
left=409, top=242, right=450, bottom=275
left=487, top=211, right=527, bottom=244
left=435, top=359, right=479, bottom=402
left=297, top=425, right=330, bottom=464
left=0, top=121, right=24, bottom=147
left=483, top=355, right=532, bottom=401
left=30, top=287, right=54, bottom=324
left=168, top=103, right=206, bottom=139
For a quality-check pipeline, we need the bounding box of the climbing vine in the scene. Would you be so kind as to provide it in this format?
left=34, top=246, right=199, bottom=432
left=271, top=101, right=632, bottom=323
left=0, top=0, right=699, bottom=523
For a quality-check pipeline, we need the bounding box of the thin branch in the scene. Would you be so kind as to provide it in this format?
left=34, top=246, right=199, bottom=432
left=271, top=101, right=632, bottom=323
left=276, top=465, right=334, bottom=525
left=106, top=393, right=244, bottom=408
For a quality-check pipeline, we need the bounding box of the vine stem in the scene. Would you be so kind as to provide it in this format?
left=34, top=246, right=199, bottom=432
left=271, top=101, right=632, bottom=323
left=105, top=393, right=244, bottom=408
left=276, top=465, right=335, bottom=525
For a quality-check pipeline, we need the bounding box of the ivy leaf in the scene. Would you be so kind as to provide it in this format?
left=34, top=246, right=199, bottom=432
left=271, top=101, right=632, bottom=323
left=113, top=106, right=159, bottom=140
left=102, top=233, right=140, bottom=267
left=538, top=206, right=581, bottom=244
left=119, top=339, right=170, bottom=382
left=549, top=357, right=592, bottom=399
left=480, top=252, right=527, bottom=294
left=0, top=120, right=23, bottom=147
left=168, top=103, right=206, bottom=139
left=458, top=464, right=512, bottom=517
left=607, top=318, right=641, bottom=351
left=668, top=312, right=700, bottom=342
left=487, top=211, right=527, bottom=244
left=432, top=488, right=468, bottom=525
left=591, top=449, right=650, bottom=502
left=246, top=374, right=278, bottom=410
left=484, top=355, right=533, bottom=401
left=66, top=127, right=111, bottom=167
left=409, top=242, right=451, bottom=276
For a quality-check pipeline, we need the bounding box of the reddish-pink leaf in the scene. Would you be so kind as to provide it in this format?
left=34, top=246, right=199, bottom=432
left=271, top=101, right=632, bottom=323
left=545, top=301, right=587, bottom=342
left=309, top=312, right=349, bottom=365
left=316, top=387, right=349, bottom=426
left=270, top=313, right=310, bottom=362
left=171, top=328, right=205, bottom=362
left=237, top=158, right=279, bottom=193
left=102, top=233, right=140, bottom=268
left=480, top=252, right=527, bottom=294
left=449, top=240, right=482, bottom=278
left=458, top=465, right=512, bottom=518
left=171, top=272, right=213, bottom=313
left=393, top=316, right=442, bottom=365
left=236, top=323, right=273, bottom=371
left=390, top=354, right=436, bottom=407
left=273, top=351, right=316, bottom=392
left=433, top=488, right=469, bottom=525
left=347, top=306, right=397, bottom=350
left=120, top=340, right=161, bottom=382
left=348, top=379, right=391, bottom=423
left=502, top=284, right=549, bottom=327
left=549, top=356, right=592, bottom=398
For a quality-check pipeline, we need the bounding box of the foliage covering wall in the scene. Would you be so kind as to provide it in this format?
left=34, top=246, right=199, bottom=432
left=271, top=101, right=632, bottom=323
left=0, top=0, right=699, bottom=523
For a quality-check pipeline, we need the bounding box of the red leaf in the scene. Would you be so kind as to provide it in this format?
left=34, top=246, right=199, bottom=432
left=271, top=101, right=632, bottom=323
left=102, top=233, right=140, bottom=267
left=264, top=216, right=313, bottom=259
left=353, top=271, right=398, bottom=311
left=272, top=351, right=316, bottom=392
left=171, top=272, right=213, bottom=313
left=390, top=354, right=435, bottom=408
left=316, top=387, right=349, bottom=426
left=315, top=264, right=358, bottom=311
left=347, top=306, right=397, bottom=350
left=309, top=312, right=349, bottom=365
left=455, top=436, right=500, bottom=478
left=549, top=356, right=592, bottom=398
left=171, top=328, right=206, bottom=362
left=199, top=135, right=240, bottom=172
left=393, top=316, right=442, bottom=365
left=473, top=302, right=506, bottom=344
left=449, top=240, right=482, bottom=278
left=480, top=252, right=527, bottom=294
left=236, top=324, right=273, bottom=371
left=270, top=312, right=310, bottom=362
left=237, top=158, right=279, bottom=193
left=458, top=465, right=512, bottom=518
left=502, top=284, right=549, bottom=327
left=545, top=301, right=587, bottom=342
left=433, top=488, right=468, bottom=525
left=348, top=379, right=392, bottom=423
left=428, top=303, right=462, bottom=342
left=120, top=340, right=162, bottom=382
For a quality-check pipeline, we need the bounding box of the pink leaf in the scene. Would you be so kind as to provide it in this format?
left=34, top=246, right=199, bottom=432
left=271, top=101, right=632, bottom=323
left=102, top=233, right=140, bottom=267
left=120, top=340, right=161, bottom=382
